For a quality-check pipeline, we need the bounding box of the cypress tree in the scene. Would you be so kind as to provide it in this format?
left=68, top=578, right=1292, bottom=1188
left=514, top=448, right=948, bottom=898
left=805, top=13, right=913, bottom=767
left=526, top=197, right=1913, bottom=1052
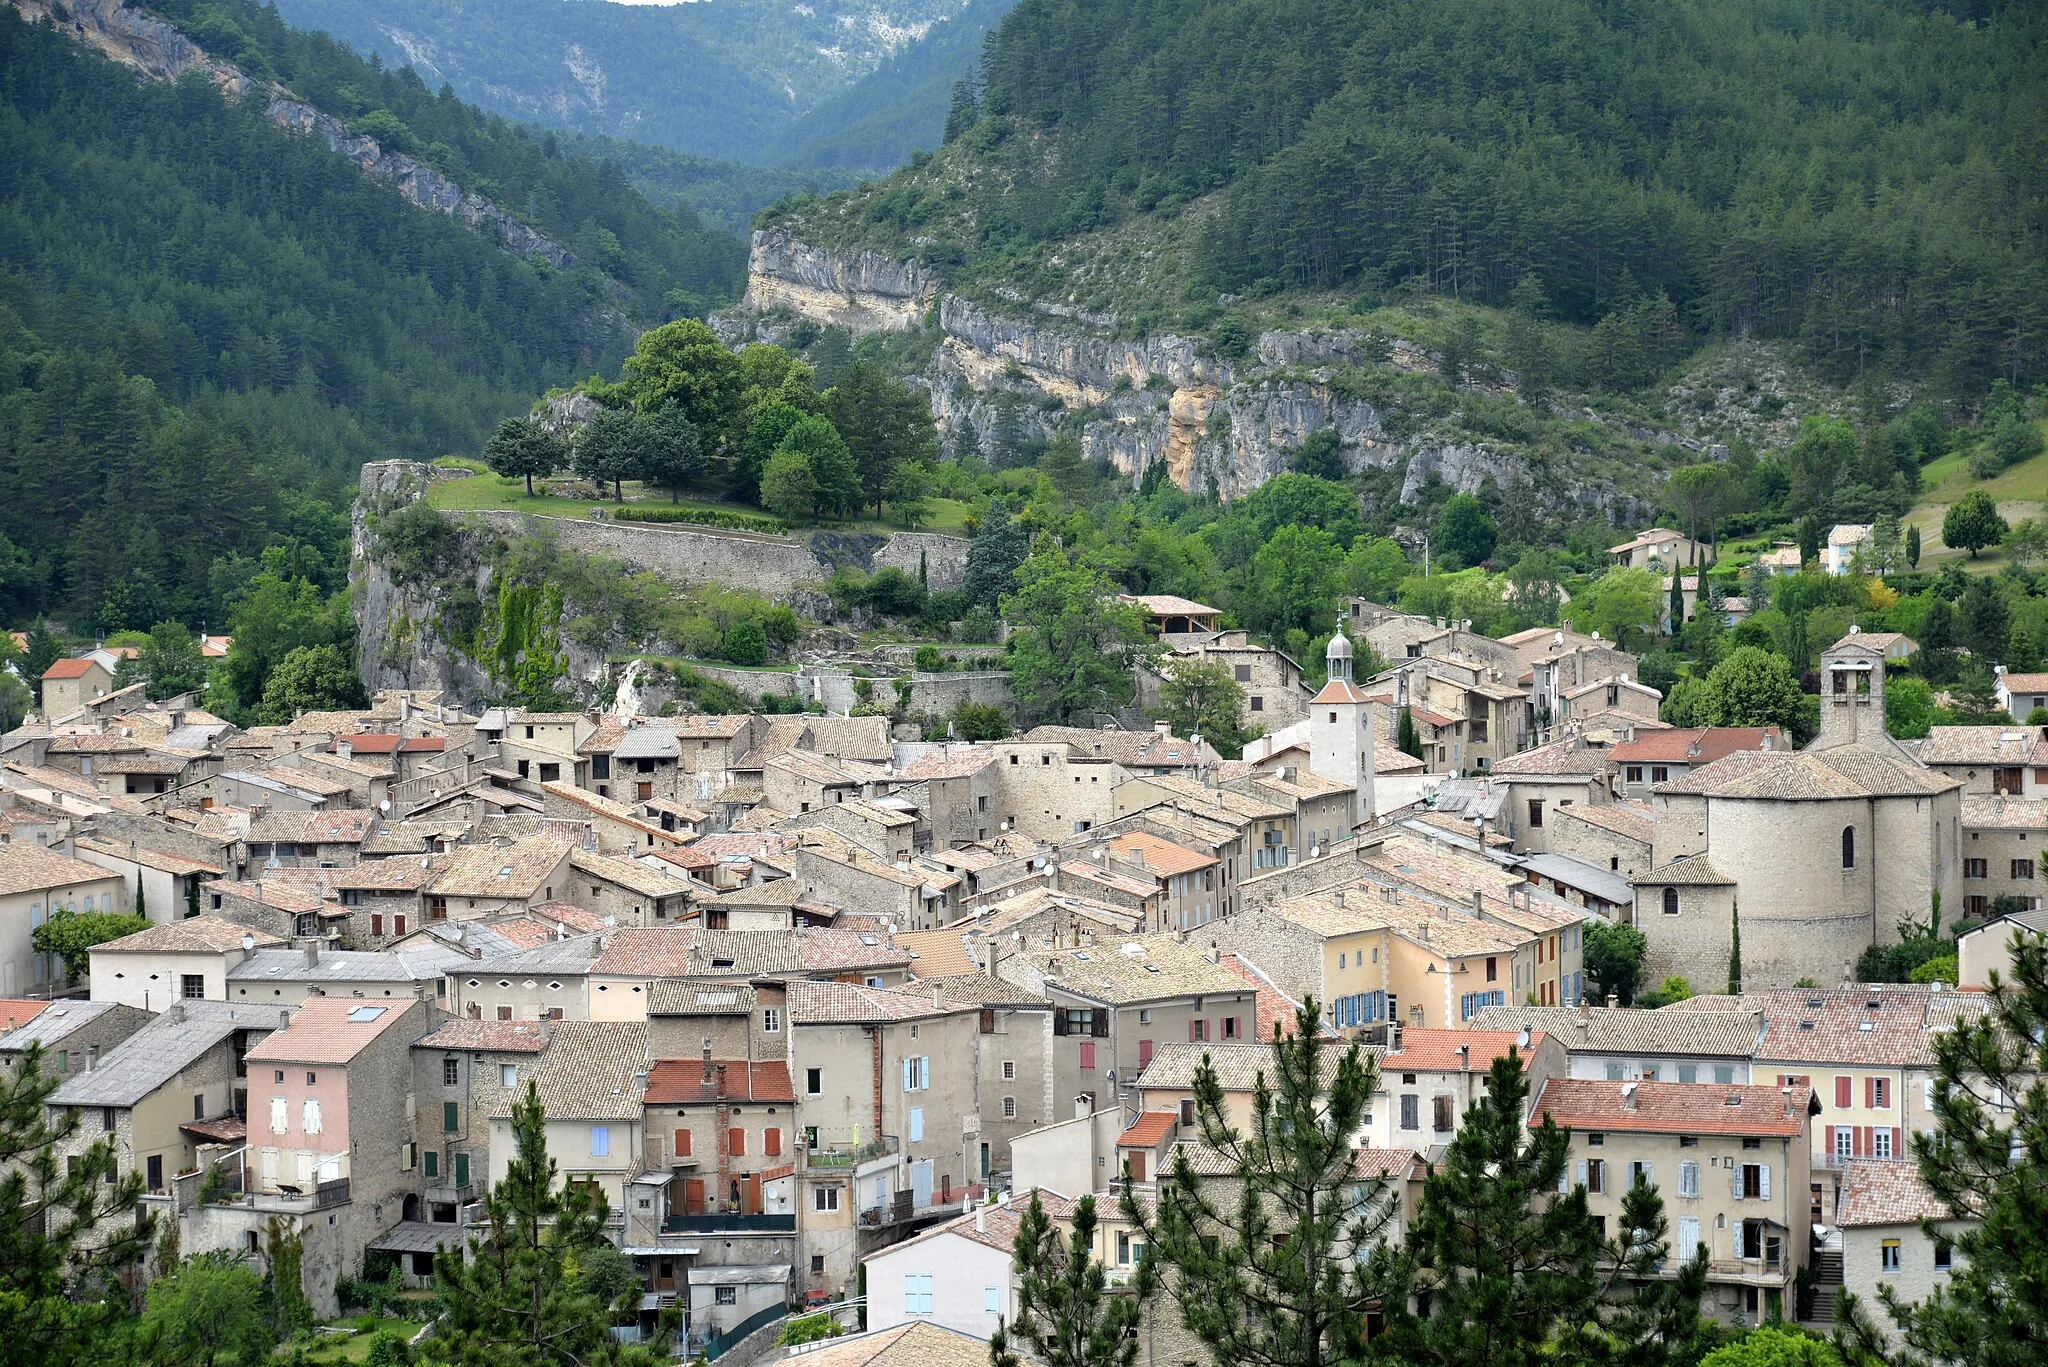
left=1668, top=571, right=1685, bottom=635
left=1727, top=903, right=1741, bottom=996
left=1127, top=999, right=1397, bottom=1367
left=943, top=73, right=979, bottom=144
left=135, top=868, right=145, bottom=922
left=1397, top=705, right=1422, bottom=758
left=1906, top=524, right=1922, bottom=568
left=991, top=1192, right=1151, bottom=1367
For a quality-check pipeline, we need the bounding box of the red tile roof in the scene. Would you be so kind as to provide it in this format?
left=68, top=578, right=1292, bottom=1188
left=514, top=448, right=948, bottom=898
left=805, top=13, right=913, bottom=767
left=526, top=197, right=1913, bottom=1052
left=41, top=659, right=100, bottom=679
left=644, top=1059, right=795, bottom=1104
left=0, top=999, right=50, bottom=1030
left=1609, top=726, right=1781, bottom=765
left=415, top=1020, right=553, bottom=1053
left=1532, top=1079, right=1811, bottom=1138
left=1118, top=1111, right=1179, bottom=1148
left=1387, top=1027, right=1547, bottom=1074
left=245, top=998, right=416, bottom=1064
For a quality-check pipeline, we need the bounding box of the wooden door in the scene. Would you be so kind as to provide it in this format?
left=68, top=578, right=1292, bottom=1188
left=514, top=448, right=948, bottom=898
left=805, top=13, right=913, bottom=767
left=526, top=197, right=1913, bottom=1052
left=684, top=1178, right=707, bottom=1214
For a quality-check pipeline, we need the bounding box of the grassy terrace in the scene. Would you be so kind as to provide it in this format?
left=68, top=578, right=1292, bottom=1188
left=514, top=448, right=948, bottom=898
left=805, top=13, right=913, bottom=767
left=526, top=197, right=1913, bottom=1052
left=424, top=465, right=971, bottom=536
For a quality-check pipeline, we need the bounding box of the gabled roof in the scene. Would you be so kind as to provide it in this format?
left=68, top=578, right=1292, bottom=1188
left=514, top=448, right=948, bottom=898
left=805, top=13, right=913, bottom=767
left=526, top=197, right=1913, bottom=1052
left=1609, top=727, right=1781, bottom=765
left=789, top=981, right=974, bottom=1025
left=1103, top=830, right=1218, bottom=876
left=243, top=997, right=416, bottom=1064
left=1471, top=1004, right=1763, bottom=1058
left=51, top=1001, right=273, bottom=1107
left=0, top=842, right=126, bottom=896
left=414, top=1019, right=553, bottom=1053
left=874, top=1190, right=1080, bottom=1260
left=1835, top=1159, right=1953, bottom=1227
left=1635, top=853, right=1735, bottom=886
left=427, top=836, right=575, bottom=899
left=1659, top=744, right=1957, bottom=800
left=41, top=658, right=105, bottom=680
left=1118, top=1111, right=1178, bottom=1148
left=1532, top=1079, right=1810, bottom=1138
left=94, top=915, right=283, bottom=955
left=571, top=848, right=687, bottom=899
left=491, top=1020, right=646, bottom=1120
left=590, top=927, right=697, bottom=978
left=71, top=837, right=224, bottom=877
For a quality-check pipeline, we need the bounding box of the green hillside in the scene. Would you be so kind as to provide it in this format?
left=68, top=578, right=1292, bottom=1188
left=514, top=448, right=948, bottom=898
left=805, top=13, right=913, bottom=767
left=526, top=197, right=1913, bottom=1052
left=773, top=0, right=2044, bottom=405
left=266, top=0, right=992, bottom=165
left=0, top=5, right=729, bottom=633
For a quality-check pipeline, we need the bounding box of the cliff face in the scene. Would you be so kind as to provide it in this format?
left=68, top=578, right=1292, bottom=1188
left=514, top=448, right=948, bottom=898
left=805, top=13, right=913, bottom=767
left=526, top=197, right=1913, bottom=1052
left=16, top=0, right=585, bottom=276
left=724, top=229, right=1670, bottom=516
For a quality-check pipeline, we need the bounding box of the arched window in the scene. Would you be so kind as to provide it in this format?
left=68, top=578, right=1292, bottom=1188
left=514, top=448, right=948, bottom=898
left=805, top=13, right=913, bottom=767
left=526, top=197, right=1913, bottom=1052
left=1662, top=887, right=1679, bottom=916
left=1842, top=826, right=1856, bottom=869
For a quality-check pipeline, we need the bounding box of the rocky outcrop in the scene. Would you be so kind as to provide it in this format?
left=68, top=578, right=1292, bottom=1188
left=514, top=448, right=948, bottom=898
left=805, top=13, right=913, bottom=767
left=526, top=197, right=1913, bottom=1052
left=723, top=229, right=1662, bottom=516
left=16, top=0, right=586, bottom=276
left=352, top=461, right=505, bottom=703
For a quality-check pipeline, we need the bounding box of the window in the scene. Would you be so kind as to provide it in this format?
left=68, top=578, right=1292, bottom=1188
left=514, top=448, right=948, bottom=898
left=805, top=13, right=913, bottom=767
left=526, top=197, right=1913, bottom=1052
left=1679, top=1161, right=1699, bottom=1198
left=1868, top=1076, right=1890, bottom=1109
left=1432, top=1095, right=1454, bottom=1133
left=902, top=1057, right=931, bottom=1091
left=1250, top=696, right=1264, bottom=712
left=1223, top=1016, right=1240, bottom=1040
left=181, top=974, right=205, bottom=999
left=424, top=1151, right=438, bottom=1178
left=1400, top=1094, right=1419, bottom=1130
left=592, top=754, right=611, bottom=780
left=1630, top=1159, right=1653, bottom=1187
left=1842, top=825, right=1856, bottom=869
left=985, top=1285, right=1003, bottom=1314
left=1001, top=1060, right=1016, bottom=1080
left=1627, top=766, right=1643, bottom=783
left=1834, top=1127, right=1855, bottom=1162
left=1652, top=765, right=1669, bottom=783
left=500, top=1064, right=518, bottom=1088
left=1528, top=800, right=1544, bottom=829
left=302, top=1099, right=322, bottom=1134
left=763, top=1008, right=781, bottom=1033
left=2015, top=859, right=2036, bottom=880
left=370, top=913, right=383, bottom=935
left=1934, top=1244, right=1952, bottom=1272
left=444, top=1102, right=459, bottom=1133
left=1605, top=1062, right=1626, bottom=1080
left=1874, top=1128, right=1894, bottom=1158
left=1714, top=1065, right=1735, bottom=1085
left=814, top=1186, right=841, bottom=1211
left=1486, top=956, right=1497, bottom=982
left=1003, top=1096, right=1017, bottom=1118
left=1079, top=1041, right=1096, bottom=1071
left=904, top=1274, right=934, bottom=1315
left=497, top=1006, right=513, bottom=1022
left=1585, top=1158, right=1606, bottom=1194
left=1662, top=887, right=1680, bottom=915
left=714, top=1286, right=737, bottom=1307
left=270, top=1096, right=287, bottom=1134
left=1678, top=1216, right=1701, bottom=1257
left=729, top=1128, right=746, bottom=1156
left=1881, top=1240, right=1901, bottom=1273
left=1965, top=858, right=1988, bottom=879
left=590, top=1126, right=610, bottom=1157
left=803, top=1067, right=822, bottom=1095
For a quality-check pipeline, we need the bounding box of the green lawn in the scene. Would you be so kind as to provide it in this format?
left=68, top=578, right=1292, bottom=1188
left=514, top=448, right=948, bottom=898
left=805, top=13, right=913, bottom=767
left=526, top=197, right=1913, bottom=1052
left=423, top=471, right=969, bottom=535
left=1904, top=422, right=2047, bottom=572
left=302, top=1319, right=429, bottom=1363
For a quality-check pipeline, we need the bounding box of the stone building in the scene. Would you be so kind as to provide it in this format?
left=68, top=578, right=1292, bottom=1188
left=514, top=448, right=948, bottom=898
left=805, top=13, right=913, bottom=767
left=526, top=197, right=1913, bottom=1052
left=1958, top=793, right=2045, bottom=919
left=1137, top=629, right=1313, bottom=732
left=1915, top=725, right=2048, bottom=797
left=1834, top=1159, right=1973, bottom=1349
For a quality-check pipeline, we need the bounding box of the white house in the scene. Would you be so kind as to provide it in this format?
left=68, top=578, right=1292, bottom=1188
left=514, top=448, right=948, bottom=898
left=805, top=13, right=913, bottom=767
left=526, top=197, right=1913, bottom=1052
left=1995, top=672, right=2048, bottom=723
left=86, top=914, right=281, bottom=1011
left=862, top=1190, right=1077, bottom=1340
left=1823, top=524, right=1873, bottom=576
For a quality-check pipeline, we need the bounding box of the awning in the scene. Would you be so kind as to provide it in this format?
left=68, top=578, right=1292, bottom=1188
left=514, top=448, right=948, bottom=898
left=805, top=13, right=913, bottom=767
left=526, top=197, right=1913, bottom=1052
left=369, top=1221, right=466, bottom=1255
left=631, top=1171, right=675, bottom=1187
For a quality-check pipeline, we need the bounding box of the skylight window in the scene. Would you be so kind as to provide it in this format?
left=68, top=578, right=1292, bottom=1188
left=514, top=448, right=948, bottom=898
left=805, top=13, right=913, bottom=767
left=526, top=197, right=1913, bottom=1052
left=346, top=1006, right=386, bottom=1023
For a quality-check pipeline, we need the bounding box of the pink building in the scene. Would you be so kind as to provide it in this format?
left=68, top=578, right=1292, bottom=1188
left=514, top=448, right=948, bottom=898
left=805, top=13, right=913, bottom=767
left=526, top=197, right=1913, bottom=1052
left=245, top=996, right=424, bottom=1194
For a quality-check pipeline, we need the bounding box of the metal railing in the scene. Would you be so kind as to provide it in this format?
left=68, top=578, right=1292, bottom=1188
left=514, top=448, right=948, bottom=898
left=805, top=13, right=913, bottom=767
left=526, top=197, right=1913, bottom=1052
left=803, top=1136, right=898, bottom=1169
left=662, top=1212, right=796, bottom=1233
left=703, top=1304, right=787, bottom=1361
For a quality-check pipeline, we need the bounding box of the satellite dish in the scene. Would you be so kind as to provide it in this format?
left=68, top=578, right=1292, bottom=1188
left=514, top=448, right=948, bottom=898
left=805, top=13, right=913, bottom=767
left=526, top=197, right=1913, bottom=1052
left=379, top=799, right=391, bottom=813
left=241, top=933, right=255, bottom=951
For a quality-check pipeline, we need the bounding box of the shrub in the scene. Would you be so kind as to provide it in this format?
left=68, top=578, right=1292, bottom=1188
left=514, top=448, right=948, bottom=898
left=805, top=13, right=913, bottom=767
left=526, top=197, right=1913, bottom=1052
left=913, top=644, right=946, bottom=672
left=722, top=620, right=769, bottom=666
left=613, top=506, right=790, bottom=534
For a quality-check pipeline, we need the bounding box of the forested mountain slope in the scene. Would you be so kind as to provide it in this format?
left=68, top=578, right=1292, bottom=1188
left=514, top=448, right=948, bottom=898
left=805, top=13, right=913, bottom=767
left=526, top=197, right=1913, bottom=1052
left=774, top=0, right=2044, bottom=405
left=267, top=0, right=996, bottom=164
left=0, top=4, right=731, bottom=632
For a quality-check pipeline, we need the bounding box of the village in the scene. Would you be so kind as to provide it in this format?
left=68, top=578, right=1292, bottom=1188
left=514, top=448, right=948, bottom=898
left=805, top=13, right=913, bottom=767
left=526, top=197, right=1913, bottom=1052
left=0, top=545, right=2040, bottom=1364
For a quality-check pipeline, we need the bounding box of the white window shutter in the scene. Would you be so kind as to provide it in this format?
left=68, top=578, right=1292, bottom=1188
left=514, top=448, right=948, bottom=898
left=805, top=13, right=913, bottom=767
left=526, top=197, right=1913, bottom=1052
left=1759, top=1164, right=1771, bottom=1200
left=1731, top=1168, right=1742, bottom=1200
left=1558, top=1166, right=1569, bottom=1194
left=1577, top=1159, right=1587, bottom=1187
left=1641, top=1161, right=1652, bottom=1187
left=902, top=1058, right=913, bottom=1092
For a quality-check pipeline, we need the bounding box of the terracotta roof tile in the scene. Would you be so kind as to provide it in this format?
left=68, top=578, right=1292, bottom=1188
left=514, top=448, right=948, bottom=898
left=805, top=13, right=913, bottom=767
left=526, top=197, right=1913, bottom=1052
left=1103, top=830, right=1217, bottom=877
left=414, top=1020, right=553, bottom=1053
left=1835, top=1159, right=1953, bottom=1226
left=0, top=842, right=125, bottom=897
left=243, top=997, right=416, bottom=1064
left=590, top=927, right=697, bottom=977
left=1532, top=1079, right=1810, bottom=1138
left=96, top=915, right=282, bottom=955
left=1609, top=727, right=1782, bottom=765
left=1118, top=1111, right=1179, bottom=1148
left=788, top=981, right=974, bottom=1024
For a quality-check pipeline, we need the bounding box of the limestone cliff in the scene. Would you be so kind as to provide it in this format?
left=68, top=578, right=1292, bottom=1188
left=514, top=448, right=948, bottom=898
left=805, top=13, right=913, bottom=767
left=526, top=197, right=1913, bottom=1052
left=722, top=228, right=1696, bottom=516
left=15, top=0, right=589, bottom=277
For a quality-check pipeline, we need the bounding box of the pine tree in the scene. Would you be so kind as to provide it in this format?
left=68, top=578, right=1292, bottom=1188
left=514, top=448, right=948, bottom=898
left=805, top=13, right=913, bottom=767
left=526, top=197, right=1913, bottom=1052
left=991, top=1193, right=1151, bottom=1367
left=1834, top=933, right=2048, bottom=1365
left=1567, top=1175, right=1709, bottom=1366
left=943, top=72, right=979, bottom=144
left=0, top=1044, right=154, bottom=1365
left=1126, top=998, right=1397, bottom=1367
left=1727, top=904, right=1741, bottom=996
left=433, top=1082, right=672, bottom=1365
left=1372, top=1052, right=1604, bottom=1366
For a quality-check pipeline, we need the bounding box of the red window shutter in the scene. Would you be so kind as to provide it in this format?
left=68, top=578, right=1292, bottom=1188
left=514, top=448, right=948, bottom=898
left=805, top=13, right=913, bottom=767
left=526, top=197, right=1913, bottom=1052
left=729, top=1127, right=746, bottom=1156
left=1138, top=1039, right=1154, bottom=1068
left=1861, top=1126, right=1872, bottom=1156
left=1835, top=1076, right=1852, bottom=1109
left=1826, top=1125, right=1837, bottom=1154
left=674, top=1128, right=692, bottom=1157
left=394, top=915, right=406, bottom=936
left=371, top=914, right=383, bottom=936
left=1188, top=1020, right=1198, bottom=1043
left=1079, top=1041, right=1096, bottom=1072
left=1865, top=1077, right=1875, bottom=1108
left=1891, top=1126, right=1902, bottom=1157
left=765, top=1127, right=782, bottom=1157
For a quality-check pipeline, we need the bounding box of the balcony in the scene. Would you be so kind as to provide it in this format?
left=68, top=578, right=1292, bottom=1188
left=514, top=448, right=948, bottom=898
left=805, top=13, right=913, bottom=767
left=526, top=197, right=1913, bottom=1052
left=804, top=1136, right=898, bottom=1170
left=661, top=1212, right=796, bottom=1234
left=858, top=1181, right=984, bottom=1227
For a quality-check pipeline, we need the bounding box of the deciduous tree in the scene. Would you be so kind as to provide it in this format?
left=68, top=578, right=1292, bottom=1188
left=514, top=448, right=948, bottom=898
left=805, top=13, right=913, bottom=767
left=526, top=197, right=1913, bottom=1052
left=1156, top=658, right=1256, bottom=758
left=1002, top=548, right=1152, bottom=725
left=1943, top=489, right=2007, bottom=559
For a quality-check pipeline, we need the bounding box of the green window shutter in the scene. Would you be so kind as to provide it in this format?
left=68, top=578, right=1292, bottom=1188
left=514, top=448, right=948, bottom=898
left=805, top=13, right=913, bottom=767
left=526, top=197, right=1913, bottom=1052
left=424, top=1151, right=438, bottom=1178
left=443, top=1101, right=459, bottom=1132
left=454, top=1152, right=470, bottom=1187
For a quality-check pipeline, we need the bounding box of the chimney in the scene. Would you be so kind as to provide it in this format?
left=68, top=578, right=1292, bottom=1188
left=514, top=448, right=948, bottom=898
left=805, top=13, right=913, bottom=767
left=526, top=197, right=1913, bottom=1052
left=1471, top=890, right=1483, bottom=918
left=702, top=1041, right=714, bottom=1085
left=164, top=1002, right=186, bottom=1024
left=1333, top=890, right=1345, bottom=910
left=1390, top=1022, right=1403, bottom=1052
left=932, top=982, right=943, bottom=1008
left=714, top=1062, right=728, bottom=1094
left=1578, top=996, right=1592, bottom=1022
left=302, top=944, right=319, bottom=968
left=976, top=1203, right=988, bottom=1234
left=1456, top=1044, right=1469, bottom=1073
left=1621, top=1080, right=1638, bottom=1110
left=1607, top=994, right=1619, bottom=1011
left=279, top=1009, right=291, bottom=1029
left=1782, top=1086, right=1796, bottom=1118
left=1154, top=720, right=1170, bottom=737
